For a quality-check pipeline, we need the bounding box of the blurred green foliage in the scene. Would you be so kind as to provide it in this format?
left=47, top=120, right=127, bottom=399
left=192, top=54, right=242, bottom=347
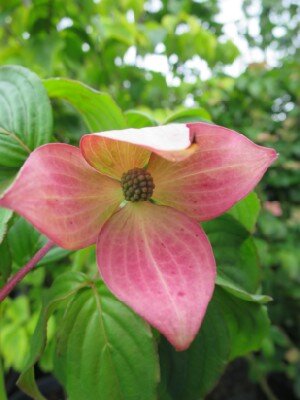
left=0, top=0, right=299, bottom=399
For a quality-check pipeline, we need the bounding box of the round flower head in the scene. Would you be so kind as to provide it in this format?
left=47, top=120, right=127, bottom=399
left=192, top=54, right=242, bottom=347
left=0, top=122, right=277, bottom=350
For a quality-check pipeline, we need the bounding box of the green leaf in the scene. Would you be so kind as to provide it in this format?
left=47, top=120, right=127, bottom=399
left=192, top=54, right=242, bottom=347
left=203, top=214, right=261, bottom=294
left=158, top=290, right=231, bottom=400
left=0, top=208, right=13, bottom=245
left=164, top=108, right=212, bottom=124
left=0, top=357, right=7, bottom=400
left=216, top=275, right=272, bottom=303
left=8, top=217, right=70, bottom=268
left=0, top=208, right=13, bottom=287
left=44, top=78, right=127, bottom=132
left=216, top=288, right=270, bottom=359
left=216, top=40, right=240, bottom=65
left=0, top=167, right=18, bottom=197
left=5, top=295, right=30, bottom=324
left=17, top=272, right=89, bottom=400
left=8, top=217, right=44, bottom=267
left=227, top=192, right=261, bottom=232
left=0, top=239, right=12, bottom=287
left=37, top=247, right=71, bottom=267
left=54, top=280, right=159, bottom=400
left=0, top=324, right=29, bottom=372
left=158, top=288, right=269, bottom=400
left=125, top=110, right=158, bottom=128
left=0, top=65, right=53, bottom=167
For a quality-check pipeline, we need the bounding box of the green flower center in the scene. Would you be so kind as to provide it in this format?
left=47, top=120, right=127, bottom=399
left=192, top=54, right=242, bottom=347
left=121, top=168, right=155, bottom=202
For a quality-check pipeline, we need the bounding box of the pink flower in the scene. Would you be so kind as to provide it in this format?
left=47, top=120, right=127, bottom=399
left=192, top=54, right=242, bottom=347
left=0, top=122, right=277, bottom=350
left=264, top=201, right=282, bottom=216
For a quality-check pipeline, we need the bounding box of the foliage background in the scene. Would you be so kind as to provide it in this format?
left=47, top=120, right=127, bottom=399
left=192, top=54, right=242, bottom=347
left=0, top=0, right=299, bottom=399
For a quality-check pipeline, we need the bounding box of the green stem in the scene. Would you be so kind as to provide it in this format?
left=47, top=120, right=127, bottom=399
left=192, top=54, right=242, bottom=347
left=259, top=377, right=280, bottom=400
left=247, top=355, right=279, bottom=400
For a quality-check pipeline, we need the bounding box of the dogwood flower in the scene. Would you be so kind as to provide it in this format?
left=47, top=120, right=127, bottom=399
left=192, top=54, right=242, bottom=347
left=0, top=122, right=277, bottom=350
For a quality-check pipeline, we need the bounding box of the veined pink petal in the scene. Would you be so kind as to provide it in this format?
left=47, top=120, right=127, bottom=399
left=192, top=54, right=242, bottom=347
left=0, top=144, right=123, bottom=250
left=80, top=124, right=195, bottom=180
left=97, top=202, right=216, bottom=350
left=148, top=122, right=277, bottom=221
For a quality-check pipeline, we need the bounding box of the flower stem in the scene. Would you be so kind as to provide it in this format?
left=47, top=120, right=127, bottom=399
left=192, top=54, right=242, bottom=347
left=0, top=241, right=55, bottom=302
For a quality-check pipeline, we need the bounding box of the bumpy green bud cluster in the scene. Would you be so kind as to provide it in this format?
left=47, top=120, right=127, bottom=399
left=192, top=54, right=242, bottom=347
left=121, top=168, right=155, bottom=202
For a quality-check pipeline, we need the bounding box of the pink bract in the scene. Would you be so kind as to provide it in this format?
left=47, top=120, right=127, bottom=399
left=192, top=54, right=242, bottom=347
left=0, top=122, right=277, bottom=350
